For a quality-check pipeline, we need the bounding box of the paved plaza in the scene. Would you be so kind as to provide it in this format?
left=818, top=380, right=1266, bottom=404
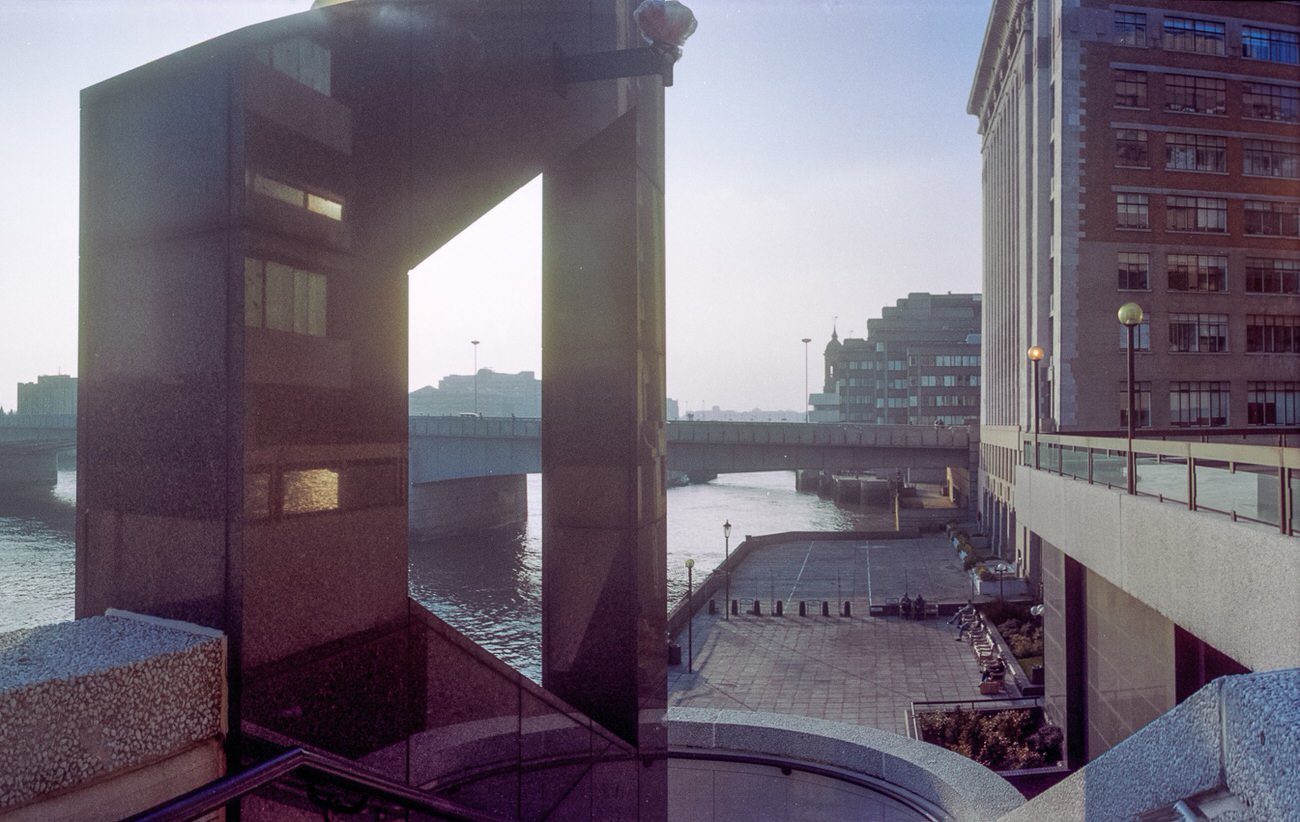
left=668, top=536, right=1009, bottom=736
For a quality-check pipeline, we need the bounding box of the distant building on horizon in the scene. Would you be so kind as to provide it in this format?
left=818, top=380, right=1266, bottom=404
left=16, top=374, right=77, bottom=416
left=813, top=292, right=982, bottom=426
left=409, top=369, right=540, bottom=417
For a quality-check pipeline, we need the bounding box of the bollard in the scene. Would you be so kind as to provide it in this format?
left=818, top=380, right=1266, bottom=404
left=842, top=601, right=852, bottom=618
left=775, top=600, right=784, bottom=616
left=799, top=600, right=807, bottom=617
left=731, top=599, right=739, bottom=615
left=708, top=599, right=717, bottom=615
left=752, top=599, right=762, bottom=616
left=821, top=601, right=830, bottom=617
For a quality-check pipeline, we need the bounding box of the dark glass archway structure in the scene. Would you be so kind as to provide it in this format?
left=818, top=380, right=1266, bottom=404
left=78, top=1, right=670, bottom=815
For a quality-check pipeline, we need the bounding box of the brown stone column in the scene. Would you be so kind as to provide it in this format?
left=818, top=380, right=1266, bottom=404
left=541, top=90, right=667, bottom=757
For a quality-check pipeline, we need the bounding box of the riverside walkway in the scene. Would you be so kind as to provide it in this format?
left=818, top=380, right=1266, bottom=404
left=668, top=535, right=1006, bottom=736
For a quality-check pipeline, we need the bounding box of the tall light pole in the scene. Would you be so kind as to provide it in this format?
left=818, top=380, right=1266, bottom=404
left=471, top=339, right=480, bottom=415
left=685, top=558, right=695, bottom=673
left=1118, top=303, right=1144, bottom=495
left=801, top=337, right=812, bottom=422
left=1027, top=345, right=1044, bottom=468
left=723, top=519, right=732, bottom=621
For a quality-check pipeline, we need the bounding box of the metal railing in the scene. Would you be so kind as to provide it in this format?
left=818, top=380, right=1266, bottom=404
left=1020, top=431, right=1300, bottom=536
left=125, top=747, right=505, bottom=822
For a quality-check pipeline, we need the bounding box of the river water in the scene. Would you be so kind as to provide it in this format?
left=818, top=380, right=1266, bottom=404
left=1, top=471, right=880, bottom=680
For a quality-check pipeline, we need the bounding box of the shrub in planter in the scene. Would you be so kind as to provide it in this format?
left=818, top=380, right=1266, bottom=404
left=916, top=708, right=1062, bottom=771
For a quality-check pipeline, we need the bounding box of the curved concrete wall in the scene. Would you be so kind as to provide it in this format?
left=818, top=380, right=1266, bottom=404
left=667, top=707, right=1023, bottom=822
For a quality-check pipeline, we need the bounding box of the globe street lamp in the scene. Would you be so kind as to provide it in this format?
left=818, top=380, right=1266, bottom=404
left=1027, top=345, right=1044, bottom=468
left=1117, top=302, right=1144, bottom=495
left=723, top=519, right=732, bottom=621
left=801, top=337, right=813, bottom=422
left=471, top=340, right=480, bottom=415
left=685, top=557, right=695, bottom=673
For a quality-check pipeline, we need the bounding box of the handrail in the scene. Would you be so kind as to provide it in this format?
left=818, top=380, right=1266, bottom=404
left=125, top=747, right=507, bottom=822
left=1019, top=431, right=1299, bottom=536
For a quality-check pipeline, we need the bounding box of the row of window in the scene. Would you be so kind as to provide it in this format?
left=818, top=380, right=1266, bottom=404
left=244, top=257, right=328, bottom=337
left=245, top=460, right=405, bottom=520
left=1115, top=70, right=1299, bottom=122
left=919, top=375, right=981, bottom=387
left=867, top=395, right=980, bottom=409
left=1117, top=313, right=1300, bottom=354
left=844, top=355, right=982, bottom=369
left=1116, top=130, right=1298, bottom=178
left=1115, top=253, right=1300, bottom=294
left=1115, top=13, right=1299, bottom=66
left=1115, top=193, right=1300, bottom=236
left=252, top=172, right=344, bottom=221
left=1118, top=381, right=1300, bottom=428
left=255, top=37, right=332, bottom=96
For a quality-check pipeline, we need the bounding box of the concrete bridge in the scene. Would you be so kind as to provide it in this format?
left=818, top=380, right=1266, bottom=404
left=0, top=414, right=76, bottom=488
left=409, top=416, right=973, bottom=482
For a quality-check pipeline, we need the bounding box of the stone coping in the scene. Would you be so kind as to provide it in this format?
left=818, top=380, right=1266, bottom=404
left=1002, top=669, right=1300, bottom=821
left=0, top=612, right=226, bottom=811
left=667, top=707, right=1024, bottom=822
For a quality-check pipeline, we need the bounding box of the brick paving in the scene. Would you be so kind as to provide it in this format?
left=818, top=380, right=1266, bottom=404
left=668, top=536, right=1010, bottom=737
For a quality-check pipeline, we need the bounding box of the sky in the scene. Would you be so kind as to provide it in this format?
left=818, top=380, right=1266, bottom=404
left=0, top=0, right=988, bottom=414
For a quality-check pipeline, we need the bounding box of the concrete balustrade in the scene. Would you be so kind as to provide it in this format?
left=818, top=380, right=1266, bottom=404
left=0, top=611, right=226, bottom=821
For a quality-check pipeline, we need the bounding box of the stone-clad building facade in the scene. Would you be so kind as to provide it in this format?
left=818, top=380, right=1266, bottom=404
left=970, top=0, right=1300, bottom=438
left=970, top=0, right=1296, bottom=768
left=816, top=293, right=981, bottom=426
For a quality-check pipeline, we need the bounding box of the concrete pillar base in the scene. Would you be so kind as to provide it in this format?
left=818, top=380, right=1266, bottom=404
left=0, top=450, right=58, bottom=489
left=409, top=475, right=527, bottom=540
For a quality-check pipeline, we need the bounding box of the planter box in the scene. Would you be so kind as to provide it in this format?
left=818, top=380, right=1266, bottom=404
left=975, top=576, right=1031, bottom=597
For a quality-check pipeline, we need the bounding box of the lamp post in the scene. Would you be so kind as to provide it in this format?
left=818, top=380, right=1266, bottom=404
left=471, top=340, right=480, bottom=415
left=1118, top=303, right=1144, bottom=495
left=801, top=337, right=812, bottom=422
left=723, top=519, right=732, bottom=621
left=685, top=558, right=695, bottom=673
left=1027, top=345, right=1044, bottom=468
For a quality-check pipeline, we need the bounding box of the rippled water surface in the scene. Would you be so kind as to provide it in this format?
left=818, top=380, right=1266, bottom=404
left=2, top=471, right=875, bottom=680
left=0, top=471, right=76, bottom=633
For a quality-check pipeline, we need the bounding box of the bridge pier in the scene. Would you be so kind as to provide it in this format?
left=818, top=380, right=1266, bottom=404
left=0, top=451, right=58, bottom=489
left=409, top=475, right=528, bottom=540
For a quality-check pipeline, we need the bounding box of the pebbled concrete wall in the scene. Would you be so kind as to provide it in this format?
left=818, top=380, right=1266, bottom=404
left=0, top=612, right=225, bottom=819
left=1001, top=669, right=1300, bottom=821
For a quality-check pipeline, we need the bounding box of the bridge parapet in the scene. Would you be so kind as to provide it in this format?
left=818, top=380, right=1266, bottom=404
left=666, top=420, right=972, bottom=449
left=409, top=415, right=540, bottom=439
left=0, top=413, right=76, bottom=429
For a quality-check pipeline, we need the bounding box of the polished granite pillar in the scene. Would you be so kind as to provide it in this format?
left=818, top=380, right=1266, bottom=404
left=542, top=92, right=668, bottom=756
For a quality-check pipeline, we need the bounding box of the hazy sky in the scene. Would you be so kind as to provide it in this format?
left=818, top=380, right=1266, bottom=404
left=0, top=0, right=986, bottom=413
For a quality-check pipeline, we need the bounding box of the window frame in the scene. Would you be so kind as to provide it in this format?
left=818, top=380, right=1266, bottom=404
left=1242, top=26, right=1300, bottom=66
left=1164, top=74, right=1226, bottom=116
left=1164, top=133, right=1226, bottom=173
left=1162, top=17, right=1226, bottom=56
left=1117, top=251, right=1150, bottom=290
left=1115, top=70, right=1148, bottom=108
left=1117, top=192, right=1150, bottom=230
left=1242, top=82, right=1300, bottom=123
left=1168, top=313, right=1228, bottom=353
left=1165, top=195, right=1227, bottom=234
left=1169, top=381, right=1229, bottom=427
left=1166, top=253, right=1227, bottom=293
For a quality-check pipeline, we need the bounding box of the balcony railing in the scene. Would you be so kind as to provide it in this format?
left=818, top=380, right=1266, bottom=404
left=1018, top=430, right=1300, bottom=536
